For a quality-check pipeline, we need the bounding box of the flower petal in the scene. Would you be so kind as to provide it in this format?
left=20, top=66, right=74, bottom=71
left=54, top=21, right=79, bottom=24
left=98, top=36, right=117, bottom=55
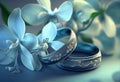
left=92, top=38, right=103, bottom=50
left=99, top=14, right=116, bottom=37
left=98, top=0, right=114, bottom=9
left=21, top=33, right=38, bottom=50
left=76, top=8, right=95, bottom=23
left=0, top=25, right=16, bottom=49
left=20, top=44, right=42, bottom=71
left=106, top=1, right=120, bottom=27
left=37, top=0, right=51, bottom=11
left=72, top=0, right=94, bottom=12
left=22, top=4, right=48, bottom=26
left=55, top=1, right=73, bottom=22
left=42, top=22, right=57, bottom=42
left=86, top=0, right=100, bottom=10
left=51, top=41, right=64, bottom=51
left=0, top=49, right=16, bottom=65
left=8, top=8, right=25, bottom=39
left=114, top=37, right=120, bottom=55
left=72, top=0, right=96, bottom=23
left=37, top=34, right=43, bottom=42
left=95, top=31, right=116, bottom=55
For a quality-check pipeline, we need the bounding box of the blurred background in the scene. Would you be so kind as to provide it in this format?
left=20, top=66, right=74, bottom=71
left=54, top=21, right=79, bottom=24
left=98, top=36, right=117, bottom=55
left=0, top=0, right=120, bottom=82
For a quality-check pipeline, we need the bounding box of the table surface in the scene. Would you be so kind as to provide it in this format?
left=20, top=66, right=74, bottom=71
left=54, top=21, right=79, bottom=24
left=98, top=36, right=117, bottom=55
left=0, top=53, right=120, bottom=82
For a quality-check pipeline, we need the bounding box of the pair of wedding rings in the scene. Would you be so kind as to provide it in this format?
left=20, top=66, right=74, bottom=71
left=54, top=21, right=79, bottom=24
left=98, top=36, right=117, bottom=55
left=38, top=28, right=102, bottom=71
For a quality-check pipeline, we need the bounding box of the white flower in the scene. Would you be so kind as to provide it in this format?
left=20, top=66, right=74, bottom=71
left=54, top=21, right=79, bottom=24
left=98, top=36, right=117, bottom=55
left=82, top=0, right=118, bottom=55
left=38, top=22, right=64, bottom=51
left=0, top=8, right=42, bottom=71
left=22, top=0, right=73, bottom=26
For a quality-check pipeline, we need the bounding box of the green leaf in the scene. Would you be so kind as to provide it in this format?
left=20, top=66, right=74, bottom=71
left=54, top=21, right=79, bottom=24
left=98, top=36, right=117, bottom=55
left=0, top=1, right=11, bottom=24
left=91, top=9, right=104, bottom=19
left=82, top=10, right=104, bottom=25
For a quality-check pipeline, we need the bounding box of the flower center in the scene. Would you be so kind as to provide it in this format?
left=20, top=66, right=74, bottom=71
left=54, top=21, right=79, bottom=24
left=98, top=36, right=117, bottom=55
left=41, top=38, right=49, bottom=50
left=43, top=38, right=49, bottom=43
left=6, top=39, right=19, bottom=50
left=48, top=8, right=58, bottom=16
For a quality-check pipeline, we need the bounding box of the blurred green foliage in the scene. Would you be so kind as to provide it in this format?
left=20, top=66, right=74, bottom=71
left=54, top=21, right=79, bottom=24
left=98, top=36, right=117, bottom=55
left=0, top=1, right=11, bottom=24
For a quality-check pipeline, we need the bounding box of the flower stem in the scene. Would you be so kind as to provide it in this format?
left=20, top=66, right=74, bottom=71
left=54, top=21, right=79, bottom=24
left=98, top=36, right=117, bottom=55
left=76, top=18, right=94, bottom=35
